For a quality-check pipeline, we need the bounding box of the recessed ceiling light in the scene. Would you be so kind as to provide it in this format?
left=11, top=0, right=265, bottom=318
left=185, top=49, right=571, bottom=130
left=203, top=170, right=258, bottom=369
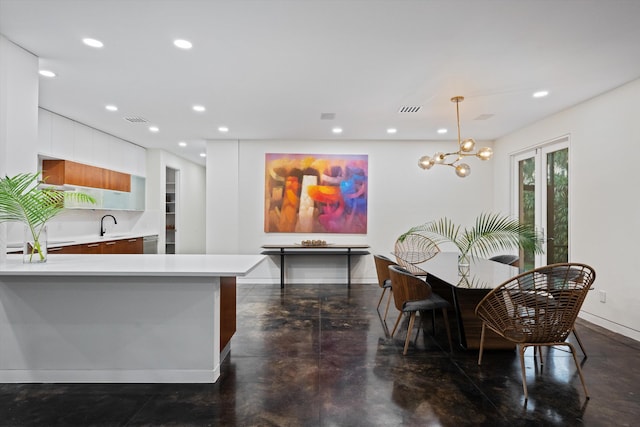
left=387, top=128, right=397, bottom=134
left=149, top=126, right=159, bottom=132
left=82, top=38, right=104, bottom=48
left=533, top=90, right=549, bottom=98
left=178, top=141, right=187, bottom=147
left=174, top=39, right=193, bottom=49
left=437, top=128, right=448, bottom=134
left=199, top=152, right=206, bottom=157
left=192, top=105, right=206, bottom=112
left=218, top=126, right=229, bottom=133
left=105, top=105, right=118, bottom=112
left=332, top=127, right=343, bottom=134
left=38, top=70, right=56, bottom=78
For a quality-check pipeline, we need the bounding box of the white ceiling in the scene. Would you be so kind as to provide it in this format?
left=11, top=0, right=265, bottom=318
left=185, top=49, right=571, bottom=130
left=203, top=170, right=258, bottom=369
left=1, top=0, right=640, bottom=166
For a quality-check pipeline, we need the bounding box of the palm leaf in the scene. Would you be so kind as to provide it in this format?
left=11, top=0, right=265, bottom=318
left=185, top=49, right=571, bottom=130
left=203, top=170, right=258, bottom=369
left=0, top=171, right=95, bottom=230
left=399, top=212, right=543, bottom=260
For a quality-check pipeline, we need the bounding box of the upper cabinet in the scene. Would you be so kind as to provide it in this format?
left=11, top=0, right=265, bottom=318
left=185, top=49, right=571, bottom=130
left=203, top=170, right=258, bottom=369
left=42, top=159, right=131, bottom=192
left=38, top=109, right=146, bottom=177
left=41, top=159, right=145, bottom=211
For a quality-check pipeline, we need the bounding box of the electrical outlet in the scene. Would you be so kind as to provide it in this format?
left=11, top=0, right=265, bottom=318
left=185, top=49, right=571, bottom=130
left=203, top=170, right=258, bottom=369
left=599, top=290, right=607, bottom=303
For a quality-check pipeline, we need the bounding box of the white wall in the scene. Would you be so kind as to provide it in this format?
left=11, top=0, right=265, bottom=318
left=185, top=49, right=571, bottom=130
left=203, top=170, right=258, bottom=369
left=206, top=139, right=495, bottom=284
left=206, top=140, right=240, bottom=254
left=0, top=35, right=39, bottom=262
left=493, top=78, right=640, bottom=341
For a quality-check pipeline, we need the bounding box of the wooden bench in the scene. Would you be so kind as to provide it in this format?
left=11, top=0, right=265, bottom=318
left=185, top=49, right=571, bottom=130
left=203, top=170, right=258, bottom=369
left=261, top=244, right=370, bottom=288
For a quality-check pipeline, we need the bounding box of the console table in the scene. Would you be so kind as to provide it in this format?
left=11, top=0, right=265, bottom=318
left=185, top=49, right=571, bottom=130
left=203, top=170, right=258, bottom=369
left=261, top=244, right=370, bottom=287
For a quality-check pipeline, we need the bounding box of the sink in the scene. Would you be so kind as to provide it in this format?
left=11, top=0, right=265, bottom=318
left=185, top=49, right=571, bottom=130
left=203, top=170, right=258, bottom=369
left=100, top=234, right=129, bottom=239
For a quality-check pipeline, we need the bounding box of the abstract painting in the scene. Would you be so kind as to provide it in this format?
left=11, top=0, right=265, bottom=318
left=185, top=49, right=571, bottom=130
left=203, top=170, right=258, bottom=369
left=264, top=153, right=368, bottom=234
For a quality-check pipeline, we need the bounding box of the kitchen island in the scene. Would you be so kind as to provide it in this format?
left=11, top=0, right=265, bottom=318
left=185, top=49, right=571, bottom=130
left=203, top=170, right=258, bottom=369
left=0, top=254, right=264, bottom=383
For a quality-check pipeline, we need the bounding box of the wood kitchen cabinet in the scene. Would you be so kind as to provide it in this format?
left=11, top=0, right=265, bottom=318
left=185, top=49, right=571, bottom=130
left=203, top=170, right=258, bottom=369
left=47, top=237, right=143, bottom=255
left=42, top=159, right=131, bottom=192
left=102, top=238, right=143, bottom=254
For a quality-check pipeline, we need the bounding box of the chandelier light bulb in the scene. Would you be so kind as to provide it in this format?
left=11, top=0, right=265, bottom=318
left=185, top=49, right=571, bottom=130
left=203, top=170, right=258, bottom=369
left=418, top=156, right=433, bottom=169
left=433, top=152, right=446, bottom=164
left=460, top=138, right=476, bottom=152
left=477, top=147, right=493, bottom=160
left=455, top=163, right=471, bottom=178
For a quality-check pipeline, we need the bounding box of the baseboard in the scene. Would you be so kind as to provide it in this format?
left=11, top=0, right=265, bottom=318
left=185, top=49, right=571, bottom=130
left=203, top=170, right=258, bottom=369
left=579, top=311, right=640, bottom=342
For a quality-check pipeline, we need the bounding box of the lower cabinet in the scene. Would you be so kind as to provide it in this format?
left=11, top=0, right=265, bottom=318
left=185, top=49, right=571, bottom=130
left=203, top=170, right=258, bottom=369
left=47, top=237, right=143, bottom=255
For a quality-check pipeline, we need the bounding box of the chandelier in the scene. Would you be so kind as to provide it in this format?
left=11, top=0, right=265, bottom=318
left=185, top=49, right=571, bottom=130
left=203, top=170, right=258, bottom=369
left=418, top=96, right=493, bottom=178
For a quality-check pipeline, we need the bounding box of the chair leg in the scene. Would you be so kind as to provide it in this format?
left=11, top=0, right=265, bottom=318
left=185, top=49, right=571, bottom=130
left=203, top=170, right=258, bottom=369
left=478, top=323, right=486, bottom=365
left=376, top=288, right=387, bottom=310
left=441, top=308, right=453, bottom=353
left=431, top=310, right=436, bottom=335
left=572, top=327, right=588, bottom=359
left=403, top=312, right=416, bottom=355
left=565, top=342, right=590, bottom=399
left=537, top=346, right=543, bottom=367
left=415, top=311, right=424, bottom=342
left=519, top=345, right=529, bottom=401
left=391, top=312, right=403, bottom=338
left=383, top=291, right=392, bottom=321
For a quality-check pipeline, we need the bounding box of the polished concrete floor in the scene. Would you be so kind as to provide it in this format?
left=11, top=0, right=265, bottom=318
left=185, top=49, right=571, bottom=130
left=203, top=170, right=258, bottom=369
left=0, top=281, right=638, bottom=426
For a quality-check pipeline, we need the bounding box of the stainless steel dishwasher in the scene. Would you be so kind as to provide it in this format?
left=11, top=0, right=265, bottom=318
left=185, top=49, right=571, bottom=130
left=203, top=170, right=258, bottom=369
left=143, top=235, right=158, bottom=254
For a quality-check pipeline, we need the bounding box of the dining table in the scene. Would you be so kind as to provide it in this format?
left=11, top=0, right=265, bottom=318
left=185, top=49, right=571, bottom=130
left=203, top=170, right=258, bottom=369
left=407, top=252, right=520, bottom=350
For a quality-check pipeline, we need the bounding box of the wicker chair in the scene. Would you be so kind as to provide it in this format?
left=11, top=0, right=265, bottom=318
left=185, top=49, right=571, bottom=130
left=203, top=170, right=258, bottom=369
left=373, top=254, right=396, bottom=321
left=488, top=255, right=587, bottom=356
left=475, top=263, right=596, bottom=401
left=393, top=233, right=440, bottom=275
left=388, top=265, right=453, bottom=355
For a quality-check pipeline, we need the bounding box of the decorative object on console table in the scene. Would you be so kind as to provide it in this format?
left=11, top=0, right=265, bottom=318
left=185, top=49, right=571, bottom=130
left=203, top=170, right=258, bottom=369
left=0, top=172, right=95, bottom=262
left=300, top=239, right=327, bottom=247
left=398, top=212, right=543, bottom=270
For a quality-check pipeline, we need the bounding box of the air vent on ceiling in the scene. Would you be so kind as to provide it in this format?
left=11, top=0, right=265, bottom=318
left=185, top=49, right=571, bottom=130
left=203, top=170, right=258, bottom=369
left=320, top=113, right=336, bottom=120
left=123, top=116, right=149, bottom=123
left=398, top=106, right=421, bottom=113
left=474, top=114, right=494, bottom=121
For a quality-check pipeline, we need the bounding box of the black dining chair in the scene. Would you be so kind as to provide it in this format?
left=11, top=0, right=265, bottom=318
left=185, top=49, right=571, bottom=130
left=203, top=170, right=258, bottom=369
left=489, top=254, right=519, bottom=267
left=373, top=254, right=395, bottom=321
left=388, top=265, right=453, bottom=355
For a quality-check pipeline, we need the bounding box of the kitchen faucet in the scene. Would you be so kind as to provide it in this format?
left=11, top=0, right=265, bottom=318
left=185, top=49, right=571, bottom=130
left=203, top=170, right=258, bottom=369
left=100, top=214, right=117, bottom=237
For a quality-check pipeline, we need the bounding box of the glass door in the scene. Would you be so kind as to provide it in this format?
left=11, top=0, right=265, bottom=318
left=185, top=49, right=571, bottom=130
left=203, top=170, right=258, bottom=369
left=512, top=137, right=569, bottom=269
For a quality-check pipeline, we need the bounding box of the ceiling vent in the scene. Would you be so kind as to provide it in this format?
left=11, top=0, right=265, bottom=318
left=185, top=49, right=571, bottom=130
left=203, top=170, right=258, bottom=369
left=123, top=116, right=149, bottom=123
left=320, top=113, right=335, bottom=120
left=398, top=106, right=421, bottom=113
left=474, top=114, right=494, bottom=121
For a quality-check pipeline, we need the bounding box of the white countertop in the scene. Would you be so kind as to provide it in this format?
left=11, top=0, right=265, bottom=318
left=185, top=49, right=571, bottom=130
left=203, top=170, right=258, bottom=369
left=0, top=254, right=266, bottom=277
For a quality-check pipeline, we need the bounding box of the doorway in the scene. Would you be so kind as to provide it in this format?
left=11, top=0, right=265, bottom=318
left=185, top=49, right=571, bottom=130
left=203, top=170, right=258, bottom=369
left=165, top=166, right=179, bottom=254
left=512, top=136, right=569, bottom=269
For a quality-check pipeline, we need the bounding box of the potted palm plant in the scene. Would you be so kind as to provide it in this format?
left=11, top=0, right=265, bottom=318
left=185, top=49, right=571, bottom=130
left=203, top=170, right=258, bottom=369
left=0, top=172, right=95, bottom=262
left=398, top=212, right=543, bottom=268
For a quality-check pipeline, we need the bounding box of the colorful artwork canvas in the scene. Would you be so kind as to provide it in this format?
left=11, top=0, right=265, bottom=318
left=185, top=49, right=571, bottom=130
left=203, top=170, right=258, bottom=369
left=264, top=153, right=368, bottom=234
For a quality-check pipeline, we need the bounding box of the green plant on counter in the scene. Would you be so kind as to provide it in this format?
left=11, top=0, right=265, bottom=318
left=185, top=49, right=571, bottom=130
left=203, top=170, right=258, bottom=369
left=0, top=172, right=95, bottom=261
left=398, top=212, right=543, bottom=262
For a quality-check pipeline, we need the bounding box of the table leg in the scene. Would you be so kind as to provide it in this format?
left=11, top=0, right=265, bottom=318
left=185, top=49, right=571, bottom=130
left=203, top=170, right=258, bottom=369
left=347, top=250, right=352, bottom=287
left=280, top=251, right=285, bottom=289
